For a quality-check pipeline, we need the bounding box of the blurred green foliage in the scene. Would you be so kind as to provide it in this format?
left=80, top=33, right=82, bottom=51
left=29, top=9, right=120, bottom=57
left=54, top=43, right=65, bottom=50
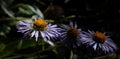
left=0, top=0, right=57, bottom=58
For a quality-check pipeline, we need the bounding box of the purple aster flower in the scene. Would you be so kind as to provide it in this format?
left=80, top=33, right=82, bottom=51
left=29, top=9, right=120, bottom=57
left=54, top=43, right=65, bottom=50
left=82, top=30, right=117, bottom=54
left=59, top=21, right=86, bottom=48
left=17, top=18, right=60, bottom=46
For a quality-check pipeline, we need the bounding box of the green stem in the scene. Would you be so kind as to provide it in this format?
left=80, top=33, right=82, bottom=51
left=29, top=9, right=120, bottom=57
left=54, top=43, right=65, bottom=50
left=36, top=41, right=40, bottom=59
left=17, top=39, right=23, bottom=49
left=70, top=50, right=73, bottom=59
left=41, top=40, right=45, bottom=51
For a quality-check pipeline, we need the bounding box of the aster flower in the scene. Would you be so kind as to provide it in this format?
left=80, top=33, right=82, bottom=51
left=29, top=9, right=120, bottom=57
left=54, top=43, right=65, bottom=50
left=82, top=30, right=117, bottom=54
left=59, top=21, right=86, bottom=48
left=17, top=18, right=60, bottom=45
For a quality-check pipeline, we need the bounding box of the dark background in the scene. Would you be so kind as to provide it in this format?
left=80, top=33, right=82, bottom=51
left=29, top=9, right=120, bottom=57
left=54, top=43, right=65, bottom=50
left=42, top=0, right=120, bottom=52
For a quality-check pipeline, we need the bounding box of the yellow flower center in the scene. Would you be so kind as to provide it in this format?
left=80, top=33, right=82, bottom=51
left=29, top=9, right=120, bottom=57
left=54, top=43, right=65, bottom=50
left=33, top=19, right=47, bottom=30
left=93, top=31, right=106, bottom=43
left=67, top=28, right=79, bottom=39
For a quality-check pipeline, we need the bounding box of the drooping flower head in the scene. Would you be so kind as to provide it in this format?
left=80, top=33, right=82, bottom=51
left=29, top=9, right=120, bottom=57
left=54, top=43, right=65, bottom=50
left=17, top=18, right=60, bottom=43
left=60, top=21, right=86, bottom=48
left=83, top=30, right=117, bottom=54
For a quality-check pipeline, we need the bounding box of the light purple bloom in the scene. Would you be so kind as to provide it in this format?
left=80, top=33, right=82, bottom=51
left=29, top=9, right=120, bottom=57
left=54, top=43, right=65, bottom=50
left=59, top=21, right=86, bottom=48
left=82, top=30, right=117, bottom=54
left=17, top=19, right=61, bottom=43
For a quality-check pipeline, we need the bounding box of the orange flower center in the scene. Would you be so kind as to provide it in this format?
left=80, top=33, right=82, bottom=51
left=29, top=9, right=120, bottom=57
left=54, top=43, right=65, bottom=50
left=93, top=31, right=106, bottom=43
left=67, top=28, right=79, bottom=39
left=33, top=19, right=47, bottom=30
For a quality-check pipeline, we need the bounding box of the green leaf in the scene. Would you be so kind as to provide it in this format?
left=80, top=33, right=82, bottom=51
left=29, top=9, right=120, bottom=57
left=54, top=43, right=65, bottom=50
left=5, top=40, right=20, bottom=51
left=36, top=0, right=46, bottom=6
left=35, top=7, right=44, bottom=19
left=1, top=1, right=14, bottom=18
left=20, top=39, right=36, bottom=49
left=17, top=4, right=44, bottom=19
left=3, top=0, right=14, bottom=6
left=17, top=40, right=23, bottom=49
left=0, top=43, right=6, bottom=52
left=18, top=7, right=33, bottom=15
left=0, top=56, right=21, bottom=59
left=0, top=32, right=6, bottom=38
left=26, top=5, right=44, bottom=19
left=26, top=5, right=36, bottom=13
left=0, top=25, right=11, bottom=33
left=0, top=51, right=14, bottom=58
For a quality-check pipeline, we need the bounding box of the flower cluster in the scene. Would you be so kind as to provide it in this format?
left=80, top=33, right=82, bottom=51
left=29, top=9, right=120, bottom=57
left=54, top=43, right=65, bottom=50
left=17, top=18, right=117, bottom=55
